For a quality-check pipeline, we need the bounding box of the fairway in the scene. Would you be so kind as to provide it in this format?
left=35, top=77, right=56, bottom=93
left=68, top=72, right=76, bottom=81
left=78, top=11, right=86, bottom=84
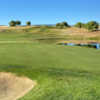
left=0, top=0, right=100, bottom=99
left=0, top=42, right=100, bottom=100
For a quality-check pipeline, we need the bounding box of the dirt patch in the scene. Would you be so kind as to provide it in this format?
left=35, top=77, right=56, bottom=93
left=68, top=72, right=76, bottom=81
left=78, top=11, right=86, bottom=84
left=0, top=72, right=36, bottom=100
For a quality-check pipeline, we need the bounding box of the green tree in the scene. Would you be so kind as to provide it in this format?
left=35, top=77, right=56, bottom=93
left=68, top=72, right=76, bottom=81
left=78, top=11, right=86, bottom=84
left=26, top=21, right=31, bottom=26
left=56, top=22, right=70, bottom=29
left=16, top=21, right=21, bottom=26
left=56, top=23, right=60, bottom=27
left=9, top=21, right=16, bottom=27
left=86, top=21, right=99, bottom=31
left=56, top=23, right=61, bottom=28
left=61, top=22, right=69, bottom=27
left=75, top=22, right=83, bottom=28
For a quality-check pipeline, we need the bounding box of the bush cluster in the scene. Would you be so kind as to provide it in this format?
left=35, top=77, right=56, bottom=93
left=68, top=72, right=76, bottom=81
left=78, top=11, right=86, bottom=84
left=56, top=22, right=70, bottom=29
left=74, top=21, right=99, bottom=31
left=86, top=21, right=99, bottom=31
left=9, top=20, right=21, bottom=27
left=9, top=21, right=31, bottom=27
left=26, top=21, right=31, bottom=26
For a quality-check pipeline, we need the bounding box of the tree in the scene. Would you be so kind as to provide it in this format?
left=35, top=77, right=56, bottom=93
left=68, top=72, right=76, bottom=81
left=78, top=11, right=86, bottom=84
left=61, top=22, right=69, bottom=27
left=75, top=22, right=83, bottom=28
left=56, top=23, right=61, bottom=27
left=26, top=21, right=31, bottom=26
left=56, top=22, right=70, bottom=29
left=9, top=21, right=16, bottom=27
left=56, top=23, right=61, bottom=28
left=86, top=21, right=99, bottom=31
left=16, top=20, right=21, bottom=26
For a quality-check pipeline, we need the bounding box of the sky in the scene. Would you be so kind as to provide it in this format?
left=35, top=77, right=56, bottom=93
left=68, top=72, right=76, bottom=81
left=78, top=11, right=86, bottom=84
left=0, top=0, right=100, bottom=25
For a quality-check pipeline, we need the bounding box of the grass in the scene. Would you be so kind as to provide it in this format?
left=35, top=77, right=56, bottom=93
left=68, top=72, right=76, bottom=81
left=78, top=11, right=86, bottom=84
left=0, top=27, right=100, bottom=100
left=0, top=43, right=100, bottom=100
left=0, top=27, right=100, bottom=44
left=0, top=28, right=66, bottom=43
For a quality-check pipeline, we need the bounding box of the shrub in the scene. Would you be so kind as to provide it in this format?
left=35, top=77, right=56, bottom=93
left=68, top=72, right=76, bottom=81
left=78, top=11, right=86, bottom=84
left=56, top=22, right=70, bottom=29
left=56, top=23, right=61, bottom=27
left=86, top=21, right=99, bottom=31
left=61, top=22, right=69, bottom=27
left=74, top=21, right=99, bottom=31
left=56, top=23, right=62, bottom=28
left=26, top=21, right=31, bottom=26
left=9, top=21, right=16, bottom=27
left=16, top=21, right=21, bottom=26
left=75, top=22, right=83, bottom=28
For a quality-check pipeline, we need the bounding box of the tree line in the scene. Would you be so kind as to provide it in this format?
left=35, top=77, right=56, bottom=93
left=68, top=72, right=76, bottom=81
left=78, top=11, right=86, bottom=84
left=74, top=21, right=99, bottom=31
left=9, top=20, right=99, bottom=31
left=56, top=21, right=99, bottom=31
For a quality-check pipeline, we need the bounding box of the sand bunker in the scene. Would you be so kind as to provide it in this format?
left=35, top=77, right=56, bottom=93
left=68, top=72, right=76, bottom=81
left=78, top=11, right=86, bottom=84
left=0, top=72, right=36, bottom=100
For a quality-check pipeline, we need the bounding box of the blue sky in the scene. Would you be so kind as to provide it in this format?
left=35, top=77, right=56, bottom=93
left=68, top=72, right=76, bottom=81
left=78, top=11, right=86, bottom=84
left=0, top=0, right=100, bottom=25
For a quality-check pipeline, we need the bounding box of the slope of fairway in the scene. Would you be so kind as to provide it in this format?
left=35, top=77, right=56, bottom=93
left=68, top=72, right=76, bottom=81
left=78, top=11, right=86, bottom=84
left=0, top=43, right=100, bottom=100
left=0, top=27, right=100, bottom=44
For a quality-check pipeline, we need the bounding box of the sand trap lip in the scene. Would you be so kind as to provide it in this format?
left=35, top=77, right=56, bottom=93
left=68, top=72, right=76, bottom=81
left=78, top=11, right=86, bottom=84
left=0, top=72, right=36, bottom=100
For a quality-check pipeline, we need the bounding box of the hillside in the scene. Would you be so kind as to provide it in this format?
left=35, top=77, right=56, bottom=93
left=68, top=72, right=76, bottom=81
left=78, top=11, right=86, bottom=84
left=0, top=26, right=100, bottom=44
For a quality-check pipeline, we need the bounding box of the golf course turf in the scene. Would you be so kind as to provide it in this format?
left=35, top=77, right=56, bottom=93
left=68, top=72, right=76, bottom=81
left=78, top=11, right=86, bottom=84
left=0, top=43, right=100, bottom=100
left=0, top=27, right=100, bottom=100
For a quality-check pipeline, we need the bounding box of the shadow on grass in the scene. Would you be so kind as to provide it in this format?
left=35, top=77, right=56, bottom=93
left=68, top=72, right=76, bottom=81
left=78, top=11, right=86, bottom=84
left=0, top=65, right=98, bottom=80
